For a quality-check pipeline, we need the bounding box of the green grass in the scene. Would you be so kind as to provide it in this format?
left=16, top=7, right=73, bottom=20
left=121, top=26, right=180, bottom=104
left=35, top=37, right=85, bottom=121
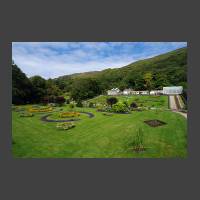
left=12, top=100, right=187, bottom=158
left=86, top=95, right=168, bottom=109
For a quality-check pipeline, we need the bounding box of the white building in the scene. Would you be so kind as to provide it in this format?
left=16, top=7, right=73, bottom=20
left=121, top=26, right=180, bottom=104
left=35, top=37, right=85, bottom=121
left=150, top=90, right=163, bottom=95
left=140, top=91, right=149, bottom=95
left=163, top=86, right=183, bottom=95
left=132, top=91, right=140, bottom=95
left=122, top=89, right=149, bottom=95
left=107, top=88, right=121, bottom=96
left=123, top=89, right=133, bottom=95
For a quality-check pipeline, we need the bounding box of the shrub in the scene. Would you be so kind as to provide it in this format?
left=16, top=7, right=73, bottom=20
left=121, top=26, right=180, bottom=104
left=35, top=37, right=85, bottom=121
left=123, top=101, right=129, bottom=108
left=69, top=102, right=75, bottom=110
left=96, top=104, right=106, bottom=112
left=130, top=102, right=138, bottom=109
left=55, top=96, right=65, bottom=106
left=89, top=102, right=94, bottom=108
left=59, top=112, right=80, bottom=118
left=20, top=112, right=34, bottom=117
left=41, top=97, right=49, bottom=105
left=65, top=99, right=70, bottom=104
left=112, top=102, right=129, bottom=113
left=106, top=97, right=118, bottom=107
left=76, top=101, right=83, bottom=107
left=48, top=96, right=56, bottom=103
left=56, top=122, right=75, bottom=130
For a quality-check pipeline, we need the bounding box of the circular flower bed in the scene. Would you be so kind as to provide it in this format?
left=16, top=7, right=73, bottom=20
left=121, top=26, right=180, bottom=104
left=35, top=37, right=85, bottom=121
left=59, top=111, right=80, bottom=118
left=56, top=122, right=76, bottom=130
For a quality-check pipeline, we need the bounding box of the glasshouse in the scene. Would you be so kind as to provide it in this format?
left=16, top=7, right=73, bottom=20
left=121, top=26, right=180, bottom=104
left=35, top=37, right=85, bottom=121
left=163, top=86, right=183, bottom=95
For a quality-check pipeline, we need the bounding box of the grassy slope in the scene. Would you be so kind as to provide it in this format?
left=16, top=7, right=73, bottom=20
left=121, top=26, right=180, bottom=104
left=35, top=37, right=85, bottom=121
left=12, top=102, right=187, bottom=158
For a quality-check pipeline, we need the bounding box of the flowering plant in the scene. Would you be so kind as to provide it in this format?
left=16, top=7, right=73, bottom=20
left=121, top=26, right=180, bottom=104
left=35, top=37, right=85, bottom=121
left=56, top=122, right=75, bottom=130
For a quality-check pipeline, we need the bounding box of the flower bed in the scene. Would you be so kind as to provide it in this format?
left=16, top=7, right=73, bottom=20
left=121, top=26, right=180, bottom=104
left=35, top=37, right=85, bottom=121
left=59, top=112, right=80, bottom=118
left=56, top=122, right=76, bottom=130
left=19, top=112, right=34, bottom=117
left=28, top=106, right=53, bottom=113
left=12, top=106, right=25, bottom=112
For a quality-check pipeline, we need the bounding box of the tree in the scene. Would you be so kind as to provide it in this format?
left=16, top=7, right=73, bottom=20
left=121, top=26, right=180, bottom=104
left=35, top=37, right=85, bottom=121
left=143, top=72, right=153, bottom=93
left=106, top=97, right=118, bottom=108
left=12, top=62, right=33, bottom=104
left=46, top=79, right=61, bottom=97
left=118, top=81, right=128, bottom=91
left=30, top=75, right=47, bottom=103
left=70, top=78, right=101, bottom=101
left=154, top=73, right=170, bottom=89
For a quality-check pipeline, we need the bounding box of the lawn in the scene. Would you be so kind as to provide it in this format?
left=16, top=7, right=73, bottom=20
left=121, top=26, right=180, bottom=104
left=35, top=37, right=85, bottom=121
left=12, top=96, right=187, bottom=158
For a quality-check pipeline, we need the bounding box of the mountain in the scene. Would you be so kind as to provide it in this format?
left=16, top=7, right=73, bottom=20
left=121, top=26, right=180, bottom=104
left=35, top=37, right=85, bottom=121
left=54, top=47, right=187, bottom=92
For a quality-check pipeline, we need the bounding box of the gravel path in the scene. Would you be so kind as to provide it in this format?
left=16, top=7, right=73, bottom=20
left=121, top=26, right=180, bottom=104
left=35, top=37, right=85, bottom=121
left=175, top=111, right=187, bottom=118
left=169, top=95, right=187, bottom=119
left=169, top=95, right=177, bottom=110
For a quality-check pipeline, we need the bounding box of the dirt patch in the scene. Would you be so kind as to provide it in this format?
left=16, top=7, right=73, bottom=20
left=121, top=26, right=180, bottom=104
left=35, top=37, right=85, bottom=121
left=144, top=119, right=166, bottom=127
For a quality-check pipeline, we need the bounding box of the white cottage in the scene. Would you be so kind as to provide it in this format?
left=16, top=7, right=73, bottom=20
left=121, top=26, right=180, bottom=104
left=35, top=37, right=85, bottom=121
left=150, top=90, right=163, bottom=95
left=107, top=88, right=121, bottom=96
left=140, top=91, right=149, bottom=95
left=163, top=86, right=183, bottom=95
left=123, top=89, right=133, bottom=95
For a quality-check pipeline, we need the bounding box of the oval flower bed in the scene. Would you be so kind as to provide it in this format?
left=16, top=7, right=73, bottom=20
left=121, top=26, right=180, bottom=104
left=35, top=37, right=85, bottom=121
left=56, top=122, right=76, bottom=130
left=59, top=112, right=80, bottom=118
left=28, top=106, right=53, bottom=113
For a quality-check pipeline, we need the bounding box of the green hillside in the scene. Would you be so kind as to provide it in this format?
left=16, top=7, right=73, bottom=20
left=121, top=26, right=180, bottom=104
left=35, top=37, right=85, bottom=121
left=54, top=47, right=187, bottom=92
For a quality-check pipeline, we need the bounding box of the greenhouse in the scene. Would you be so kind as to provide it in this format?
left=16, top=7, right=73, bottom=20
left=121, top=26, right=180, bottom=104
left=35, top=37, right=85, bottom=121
left=163, top=86, right=183, bottom=95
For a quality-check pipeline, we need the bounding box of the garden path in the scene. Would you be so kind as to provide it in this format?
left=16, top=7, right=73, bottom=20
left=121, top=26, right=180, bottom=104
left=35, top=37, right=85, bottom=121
left=169, top=95, right=187, bottom=119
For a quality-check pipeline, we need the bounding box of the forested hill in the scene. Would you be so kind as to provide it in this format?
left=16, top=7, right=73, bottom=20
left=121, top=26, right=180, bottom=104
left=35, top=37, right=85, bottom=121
left=54, top=47, right=187, bottom=92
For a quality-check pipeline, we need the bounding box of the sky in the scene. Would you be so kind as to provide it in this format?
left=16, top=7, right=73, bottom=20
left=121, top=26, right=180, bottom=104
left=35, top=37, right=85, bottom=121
left=12, top=42, right=187, bottom=79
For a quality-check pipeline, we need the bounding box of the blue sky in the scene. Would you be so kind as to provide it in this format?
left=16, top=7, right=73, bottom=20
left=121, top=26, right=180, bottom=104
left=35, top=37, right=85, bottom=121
left=12, top=42, right=187, bottom=79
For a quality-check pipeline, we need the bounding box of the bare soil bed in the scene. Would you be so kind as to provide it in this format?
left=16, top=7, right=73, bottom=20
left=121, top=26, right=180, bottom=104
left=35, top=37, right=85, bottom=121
left=144, top=119, right=166, bottom=127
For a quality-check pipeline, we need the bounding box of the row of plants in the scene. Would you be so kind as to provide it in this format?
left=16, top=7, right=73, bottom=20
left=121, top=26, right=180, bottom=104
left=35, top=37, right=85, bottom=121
left=56, top=122, right=76, bottom=130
